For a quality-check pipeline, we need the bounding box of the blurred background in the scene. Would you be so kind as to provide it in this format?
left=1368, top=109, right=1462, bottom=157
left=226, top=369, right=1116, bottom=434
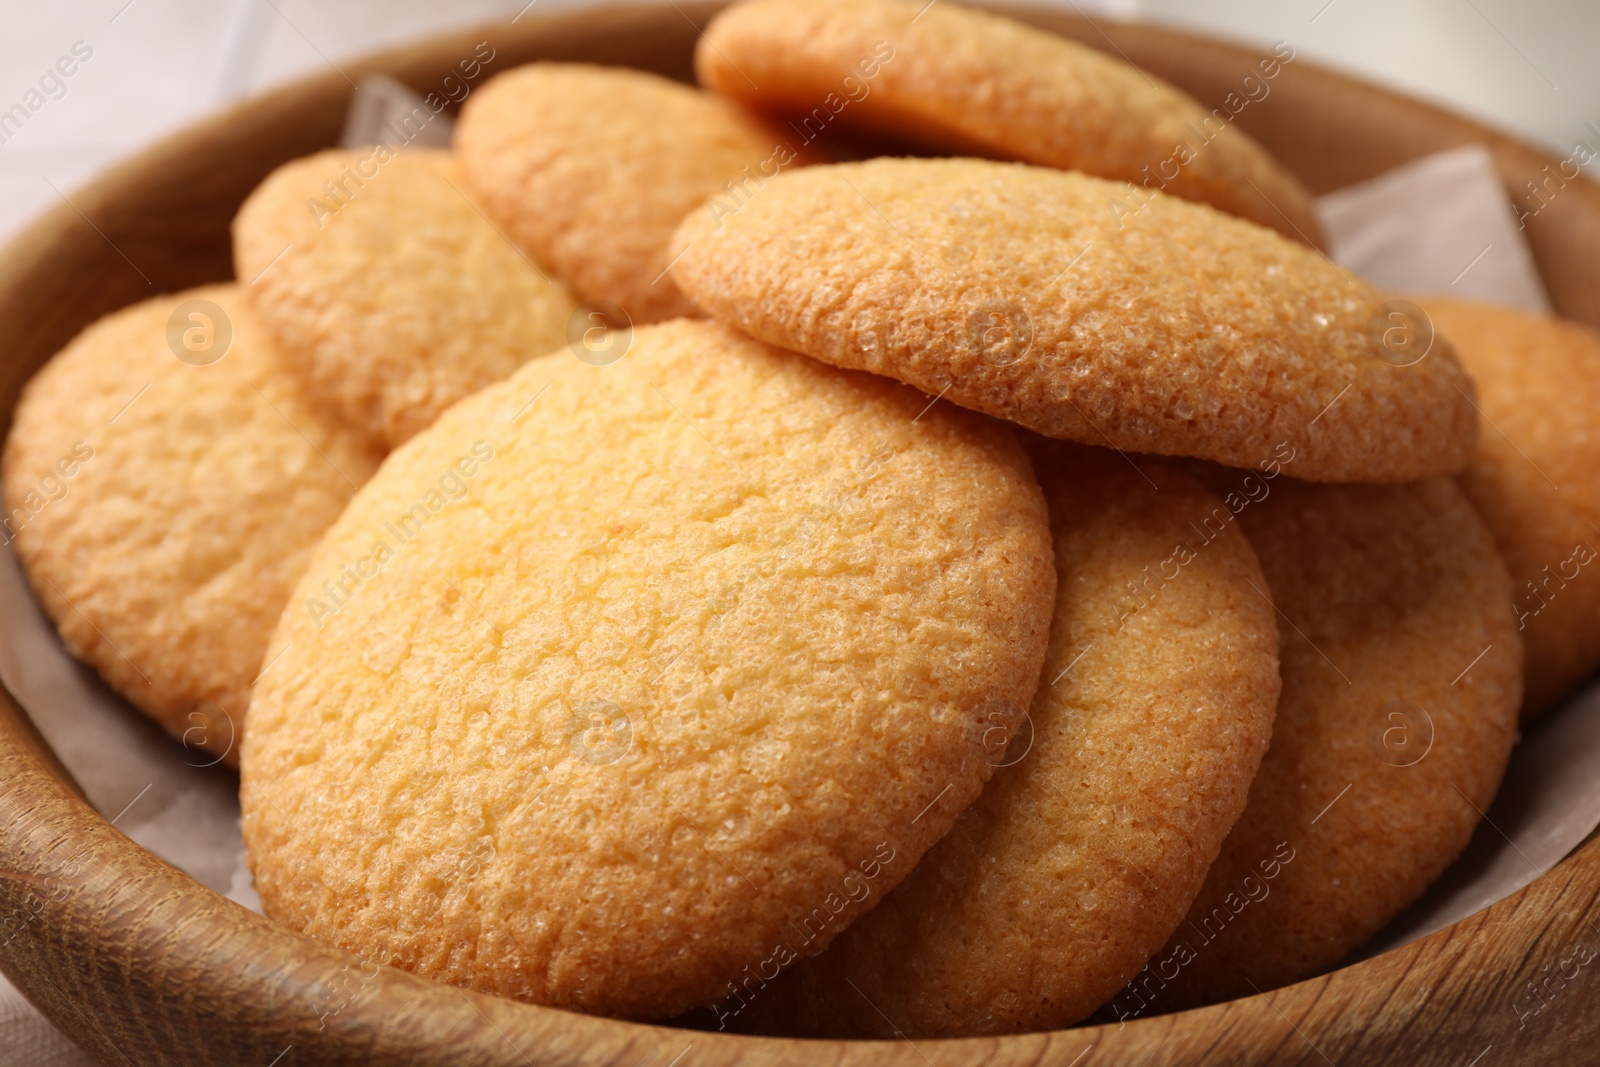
left=0, top=0, right=1595, bottom=251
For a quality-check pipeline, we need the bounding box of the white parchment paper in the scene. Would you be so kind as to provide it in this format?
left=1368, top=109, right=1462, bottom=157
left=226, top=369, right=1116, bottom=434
left=1315, top=143, right=1553, bottom=314
left=339, top=73, right=455, bottom=151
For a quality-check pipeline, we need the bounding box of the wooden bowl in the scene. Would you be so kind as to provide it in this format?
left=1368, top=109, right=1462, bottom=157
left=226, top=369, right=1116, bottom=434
left=2, top=5, right=1599, bottom=1064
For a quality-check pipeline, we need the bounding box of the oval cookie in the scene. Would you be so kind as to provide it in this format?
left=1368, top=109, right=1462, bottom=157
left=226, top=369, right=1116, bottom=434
left=671, top=157, right=1480, bottom=483
left=233, top=147, right=574, bottom=450
left=722, top=441, right=1279, bottom=1037
left=697, top=0, right=1321, bottom=244
left=241, top=319, right=1056, bottom=1020
left=1111, top=474, right=1520, bottom=1015
left=1419, top=297, right=1600, bottom=720
left=455, top=63, right=813, bottom=324
left=2, top=285, right=381, bottom=765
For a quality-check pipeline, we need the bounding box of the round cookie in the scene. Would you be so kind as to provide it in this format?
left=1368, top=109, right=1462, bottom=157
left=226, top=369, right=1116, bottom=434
left=454, top=63, right=814, bottom=324
left=1109, top=473, right=1521, bottom=1016
left=697, top=0, right=1321, bottom=245
left=722, top=440, right=1279, bottom=1038
left=233, top=147, right=575, bottom=450
left=1418, top=297, right=1600, bottom=720
left=240, top=319, right=1056, bottom=1020
left=671, top=157, right=1480, bottom=483
left=2, top=285, right=382, bottom=765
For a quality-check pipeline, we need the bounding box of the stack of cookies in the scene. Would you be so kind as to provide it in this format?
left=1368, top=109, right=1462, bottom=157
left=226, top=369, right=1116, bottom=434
left=7, top=0, right=1598, bottom=1037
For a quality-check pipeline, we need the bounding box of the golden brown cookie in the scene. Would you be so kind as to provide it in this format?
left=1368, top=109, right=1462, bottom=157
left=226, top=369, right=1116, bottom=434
left=1418, top=297, right=1600, bottom=720
left=455, top=63, right=813, bottom=324
left=671, top=157, right=1480, bottom=483
left=696, top=0, right=1321, bottom=244
left=723, top=441, right=1279, bottom=1037
left=2, top=285, right=381, bottom=765
left=241, top=318, right=1056, bottom=1020
left=233, top=147, right=574, bottom=451
left=1109, top=473, right=1521, bottom=1016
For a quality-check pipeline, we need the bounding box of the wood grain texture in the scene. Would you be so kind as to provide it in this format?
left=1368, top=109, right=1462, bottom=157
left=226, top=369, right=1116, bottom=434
left=0, top=4, right=1598, bottom=1064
